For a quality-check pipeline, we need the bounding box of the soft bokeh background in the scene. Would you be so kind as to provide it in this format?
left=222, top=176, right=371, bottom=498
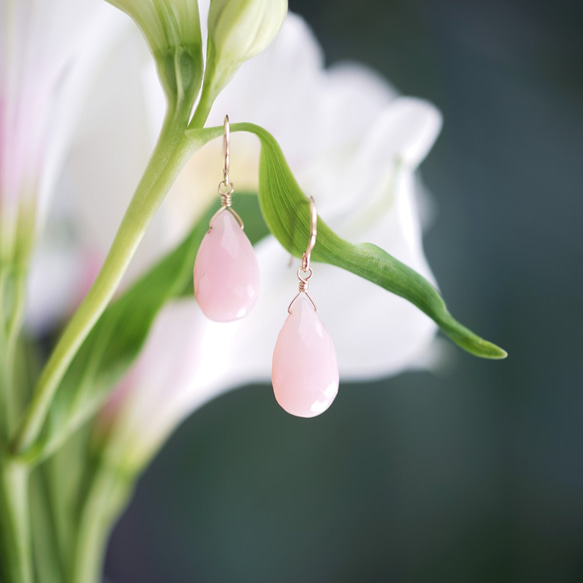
left=105, top=0, right=583, bottom=581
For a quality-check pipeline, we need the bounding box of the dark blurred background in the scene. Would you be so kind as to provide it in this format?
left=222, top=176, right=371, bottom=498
left=106, top=0, right=583, bottom=581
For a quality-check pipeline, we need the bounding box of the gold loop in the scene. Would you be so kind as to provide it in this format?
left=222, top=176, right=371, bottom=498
left=297, top=266, right=313, bottom=282
left=218, top=180, right=235, bottom=196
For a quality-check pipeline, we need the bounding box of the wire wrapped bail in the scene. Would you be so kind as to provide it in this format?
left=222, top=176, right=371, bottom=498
left=297, top=260, right=313, bottom=293
left=218, top=179, right=234, bottom=208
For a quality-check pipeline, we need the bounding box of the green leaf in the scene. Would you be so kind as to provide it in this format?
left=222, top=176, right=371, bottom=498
left=184, top=122, right=505, bottom=360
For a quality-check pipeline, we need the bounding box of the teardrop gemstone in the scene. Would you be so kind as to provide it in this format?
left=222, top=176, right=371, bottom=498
left=194, top=211, right=259, bottom=322
left=272, top=295, right=339, bottom=417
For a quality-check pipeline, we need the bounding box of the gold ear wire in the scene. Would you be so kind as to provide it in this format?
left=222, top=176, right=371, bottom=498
left=210, top=114, right=244, bottom=229
left=288, top=196, right=318, bottom=313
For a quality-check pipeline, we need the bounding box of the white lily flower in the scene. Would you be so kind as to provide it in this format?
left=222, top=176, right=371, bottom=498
left=92, top=13, right=442, bottom=471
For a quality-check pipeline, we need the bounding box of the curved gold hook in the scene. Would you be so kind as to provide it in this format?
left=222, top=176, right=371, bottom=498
left=301, top=196, right=317, bottom=271
left=209, top=115, right=244, bottom=229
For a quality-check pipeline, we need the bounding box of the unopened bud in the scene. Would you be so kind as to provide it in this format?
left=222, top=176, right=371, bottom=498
left=197, top=0, right=287, bottom=118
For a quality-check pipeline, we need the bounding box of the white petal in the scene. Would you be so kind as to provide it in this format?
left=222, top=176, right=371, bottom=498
left=327, top=97, right=442, bottom=222
left=36, top=3, right=130, bottom=226
left=105, top=299, right=244, bottom=468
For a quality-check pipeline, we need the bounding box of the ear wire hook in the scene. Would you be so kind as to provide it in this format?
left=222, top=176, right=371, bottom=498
left=212, top=114, right=244, bottom=229
left=223, top=114, right=230, bottom=186
left=288, top=196, right=318, bottom=313
left=302, top=195, right=317, bottom=271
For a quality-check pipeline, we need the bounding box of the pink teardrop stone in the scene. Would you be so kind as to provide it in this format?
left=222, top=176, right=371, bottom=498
left=272, top=295, right=339, bottom=417
left=193, top=211, right=259, bottom=322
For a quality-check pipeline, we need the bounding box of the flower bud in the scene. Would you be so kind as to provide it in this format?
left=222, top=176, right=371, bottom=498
left=106, top=0, right=204, bottom=106
left=209, top=0, right=288, bottom=65
left=197, top=0, right=287, bottom=120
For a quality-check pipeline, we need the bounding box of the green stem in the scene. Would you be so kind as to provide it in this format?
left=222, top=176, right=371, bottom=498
left=189, top=83, right=214, bottom=129
left=0, top=268, right=10, bottom=444
left=188, top=58, right=227, bottom=130
left=68, top=464, right=133, bottom=583
left=5, top=267, right=28, bottom=437
left=11, top=104, right=195, bottom=457
left=30, top=466, right=67, bottom=583
left=0, top=262, right=32, bottom=582
left=0, top=460, right=32, bottom=583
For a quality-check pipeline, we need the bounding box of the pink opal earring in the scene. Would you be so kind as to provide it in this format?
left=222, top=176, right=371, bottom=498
left=272, top=197, right=339, bottom=417
left=193, top=115, right=259, bottom=322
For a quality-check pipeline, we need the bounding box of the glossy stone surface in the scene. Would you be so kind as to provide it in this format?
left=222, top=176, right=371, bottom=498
left=272, top=295, right=339, bottom=417
left=194, top=211, right=259, bottom=322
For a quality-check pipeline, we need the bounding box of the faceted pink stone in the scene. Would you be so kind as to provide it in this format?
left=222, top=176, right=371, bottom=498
left=272, top=295, right=339, bottom=417
left=193, top=211, right=259, bottom=322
